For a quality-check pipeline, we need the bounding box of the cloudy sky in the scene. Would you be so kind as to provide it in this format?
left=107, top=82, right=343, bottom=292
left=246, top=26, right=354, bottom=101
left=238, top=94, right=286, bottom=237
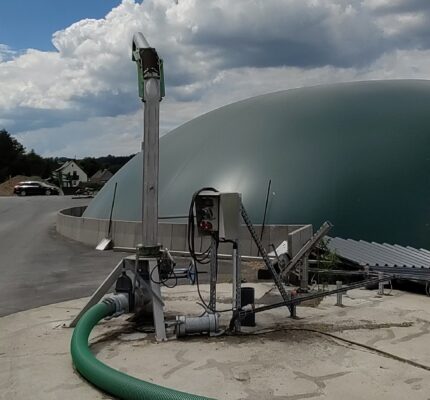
left=1, top=0, right=430, bottom=157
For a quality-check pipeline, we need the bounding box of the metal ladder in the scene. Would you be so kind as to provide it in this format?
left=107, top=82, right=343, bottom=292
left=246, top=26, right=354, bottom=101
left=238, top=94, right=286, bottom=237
left=241, top=203, right=290, bottom=304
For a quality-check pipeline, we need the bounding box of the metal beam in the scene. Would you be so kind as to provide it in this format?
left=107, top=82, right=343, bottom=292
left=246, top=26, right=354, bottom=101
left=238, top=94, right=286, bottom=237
left=69, top=259, right=125, bottom=327
left=281, top=221, right=332, bottom=278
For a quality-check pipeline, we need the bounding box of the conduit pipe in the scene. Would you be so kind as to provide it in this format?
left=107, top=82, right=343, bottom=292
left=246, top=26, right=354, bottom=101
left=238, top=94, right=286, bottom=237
left=70, top=296, right=213, bottom=400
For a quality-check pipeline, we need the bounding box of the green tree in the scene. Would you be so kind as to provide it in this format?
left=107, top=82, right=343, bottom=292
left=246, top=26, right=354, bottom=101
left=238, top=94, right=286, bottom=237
left=0, top=129, right=25, bottom=182
left=80, top=157, right=102, bottom=177
left=22, top=150, right=46, bottom=177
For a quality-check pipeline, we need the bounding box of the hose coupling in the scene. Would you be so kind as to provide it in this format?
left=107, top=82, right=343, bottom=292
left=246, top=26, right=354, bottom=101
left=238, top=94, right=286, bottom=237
left=176, top=313, right=219, bottom=338
left=103, top=293, right=129, bottom=318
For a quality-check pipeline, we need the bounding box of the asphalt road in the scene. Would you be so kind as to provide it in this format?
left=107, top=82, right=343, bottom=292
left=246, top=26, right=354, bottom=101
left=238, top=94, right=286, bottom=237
left=0, top=195, right=125, bottom=317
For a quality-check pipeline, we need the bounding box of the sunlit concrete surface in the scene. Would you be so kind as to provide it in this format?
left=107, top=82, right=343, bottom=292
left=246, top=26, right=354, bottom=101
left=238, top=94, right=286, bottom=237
left=1, top=283, right=429, bottom=400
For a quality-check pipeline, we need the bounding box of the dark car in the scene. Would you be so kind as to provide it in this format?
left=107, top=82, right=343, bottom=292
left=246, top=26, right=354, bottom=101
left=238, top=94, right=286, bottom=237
left=13, top=181, right=60, bottom=196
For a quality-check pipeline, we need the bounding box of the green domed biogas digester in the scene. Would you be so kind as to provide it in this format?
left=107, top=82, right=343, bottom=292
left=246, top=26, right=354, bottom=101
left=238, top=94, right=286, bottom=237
left=84, top=80, right=430, bottom=249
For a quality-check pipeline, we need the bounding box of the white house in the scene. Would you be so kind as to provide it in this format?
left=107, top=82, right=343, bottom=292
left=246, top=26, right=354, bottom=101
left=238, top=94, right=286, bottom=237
left=54, top=160, right=88, bottom=188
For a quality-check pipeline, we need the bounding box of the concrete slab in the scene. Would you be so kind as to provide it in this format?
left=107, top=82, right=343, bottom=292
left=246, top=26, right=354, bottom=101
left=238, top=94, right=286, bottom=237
left=1, top=284, right=430, bottom=399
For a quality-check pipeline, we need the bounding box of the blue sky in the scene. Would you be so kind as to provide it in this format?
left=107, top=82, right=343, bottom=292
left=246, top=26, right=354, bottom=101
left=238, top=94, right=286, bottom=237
left=0, top=0, right=123, bottom=51
left=1, top=0, right=430, bottom=157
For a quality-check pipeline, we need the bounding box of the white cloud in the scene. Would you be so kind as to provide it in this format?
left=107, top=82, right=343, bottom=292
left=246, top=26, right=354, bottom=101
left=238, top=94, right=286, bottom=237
left=1, top=0, right=430, bottom=157
left=15, top=111, right=143, bottom=158
left=0, top=44, right=17, bottom=62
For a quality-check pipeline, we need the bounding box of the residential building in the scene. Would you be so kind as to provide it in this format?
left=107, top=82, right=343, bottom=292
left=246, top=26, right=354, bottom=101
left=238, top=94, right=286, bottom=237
left=54, top=160, right=88, bottom=188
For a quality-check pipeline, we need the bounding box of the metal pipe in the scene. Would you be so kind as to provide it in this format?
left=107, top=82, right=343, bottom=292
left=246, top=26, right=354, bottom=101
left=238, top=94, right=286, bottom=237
left=300, top=255, right=309, bottom=290
left=209, top=236, right=218, bottom=311
left=232, top=242, right=241, bottom=331
left=250, top=275, right=390, bottom=315
left=132, top=32, right=150, bottom=49
left=378, top=271, right=385, bottom=295
left=141, top=76, right=160, bottom=248
left=176, top=314, right=219, bottom=338
left=308, top=268, right=368, bottom=274
left=132, top=31, right=162, bottom=250
left=336, top=281, right=343, bottom=306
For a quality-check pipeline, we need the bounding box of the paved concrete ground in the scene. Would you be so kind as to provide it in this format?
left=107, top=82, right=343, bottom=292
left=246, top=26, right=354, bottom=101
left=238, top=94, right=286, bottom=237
left=0, top=196, right=125, bottom=316
left=0, top=195, right=238, bottom=317
left=1, top=283, right=430, bottom=399
left=2, top=196, right=430, bottom=399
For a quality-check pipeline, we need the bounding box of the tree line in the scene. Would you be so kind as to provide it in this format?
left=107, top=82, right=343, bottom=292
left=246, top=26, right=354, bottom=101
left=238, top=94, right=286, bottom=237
left=0, top=129, right=135, bottom=184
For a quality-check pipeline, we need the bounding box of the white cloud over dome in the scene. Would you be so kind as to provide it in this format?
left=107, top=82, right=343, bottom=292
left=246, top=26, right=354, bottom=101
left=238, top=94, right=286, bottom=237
left=1, top=0, right=430, bottom=157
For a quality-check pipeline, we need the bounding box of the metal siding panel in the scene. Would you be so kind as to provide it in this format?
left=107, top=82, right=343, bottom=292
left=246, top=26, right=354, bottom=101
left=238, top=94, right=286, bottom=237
left=391, top=244, right=430, bottom=266
left=328, top=238, right=382, bottom=265
left=327, top=237, right=430, bottom=269
left=354, top=240, right=398, bottom=266
left=367, top=242, right=415, bottom=267
left=382, top=244, right=430, bottom=267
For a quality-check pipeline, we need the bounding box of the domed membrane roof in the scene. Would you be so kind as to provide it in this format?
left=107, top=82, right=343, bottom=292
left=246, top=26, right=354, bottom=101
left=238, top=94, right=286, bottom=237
left=83, top=80, right=430, bottom=248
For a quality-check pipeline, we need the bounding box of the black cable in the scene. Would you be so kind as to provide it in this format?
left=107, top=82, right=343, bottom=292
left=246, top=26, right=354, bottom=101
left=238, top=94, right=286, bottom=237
left=161, top=272, right=178, bottom=289
left=192, top=234, right=218, bottom=311
left=149, top=263, right=178, bottom=288
left=186, top=188, right=235, bottom=314
left=218, top=238, right=236, bottom=245
left=258, top=178, right=271, bottom=256
left=192, top=258, right=212, bottom=311
left=187, top=187, right=218, bottom=264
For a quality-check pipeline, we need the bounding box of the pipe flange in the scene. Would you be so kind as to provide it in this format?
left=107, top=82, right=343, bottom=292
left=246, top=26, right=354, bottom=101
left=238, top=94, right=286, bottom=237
left=103, top=293, right=129, bottom=317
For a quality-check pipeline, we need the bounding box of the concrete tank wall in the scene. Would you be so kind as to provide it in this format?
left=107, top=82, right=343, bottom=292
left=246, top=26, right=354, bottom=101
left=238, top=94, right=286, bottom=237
left=57, top=206, right=309, bottom=256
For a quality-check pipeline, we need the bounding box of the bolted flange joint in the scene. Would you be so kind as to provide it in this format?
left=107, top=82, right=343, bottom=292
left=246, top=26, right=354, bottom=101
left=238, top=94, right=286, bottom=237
left=103, top=293, right=129, bottom=318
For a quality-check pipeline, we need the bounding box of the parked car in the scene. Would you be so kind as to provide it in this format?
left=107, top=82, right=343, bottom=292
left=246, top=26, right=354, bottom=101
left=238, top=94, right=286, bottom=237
left=13, top=181, right=60, bottom=196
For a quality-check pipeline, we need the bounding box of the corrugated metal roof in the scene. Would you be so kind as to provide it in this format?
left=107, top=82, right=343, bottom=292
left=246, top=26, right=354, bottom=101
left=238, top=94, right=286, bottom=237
left=326, top=237, right=430, bottom=269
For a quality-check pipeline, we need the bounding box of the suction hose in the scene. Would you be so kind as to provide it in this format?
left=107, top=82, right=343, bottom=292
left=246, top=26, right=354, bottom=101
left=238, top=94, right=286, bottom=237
left=70, top=297, right=213, bottom=400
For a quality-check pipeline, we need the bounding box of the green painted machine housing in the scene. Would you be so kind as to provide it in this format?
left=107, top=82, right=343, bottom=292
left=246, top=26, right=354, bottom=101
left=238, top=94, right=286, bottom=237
left=83, top=80, right=430, bottom=249
left=132, top=45, right=165, bottom=101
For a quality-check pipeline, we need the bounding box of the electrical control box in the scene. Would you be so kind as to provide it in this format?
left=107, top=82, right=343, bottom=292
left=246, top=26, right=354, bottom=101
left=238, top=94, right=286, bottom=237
left=218, top=192, right=241, bottom=241
left=195, top=192, right=241, bottom=240
left=195, top=192, right=220, bottom=235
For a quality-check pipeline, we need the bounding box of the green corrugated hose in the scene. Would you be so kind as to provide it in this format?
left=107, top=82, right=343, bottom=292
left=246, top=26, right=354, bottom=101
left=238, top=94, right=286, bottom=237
left=70, top=302, right=214, bottom=400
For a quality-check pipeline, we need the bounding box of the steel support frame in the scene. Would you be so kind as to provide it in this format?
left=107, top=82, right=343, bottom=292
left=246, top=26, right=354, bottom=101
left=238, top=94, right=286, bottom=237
left=69, top=259, right=125, bottom=327
left=300, top=254, right=309, bottom=291
left=281, top=221, right=332, bottom=278
left=141, top=75, right=160, bottom=248
left=209, top=235, right=218, bottom=311
left=237, top=275, right=391, bottom=321
left=336, top=280, right=343, bottom=306
left=147, top=258, right=167, bottom=341
left=232, top=242, right=241, bottom=331
left=69, top=256, right=167, bottom=341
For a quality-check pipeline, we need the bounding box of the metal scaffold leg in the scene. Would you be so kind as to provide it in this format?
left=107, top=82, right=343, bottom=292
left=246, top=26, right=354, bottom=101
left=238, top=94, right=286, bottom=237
left=336, top=281, right=343, bottom=306
left=209, top=236, right=218, bottom=311
left=232, top=242, right=241, bottom=331
left=148, top=258, right=167, bottom=341
left=69, top=259, right=125, bottom=327
left=378, top=272, right=385, bottom=295
left=300, top=255, right=309, bottom=291
left=240, top=203, right=290, bottom=306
